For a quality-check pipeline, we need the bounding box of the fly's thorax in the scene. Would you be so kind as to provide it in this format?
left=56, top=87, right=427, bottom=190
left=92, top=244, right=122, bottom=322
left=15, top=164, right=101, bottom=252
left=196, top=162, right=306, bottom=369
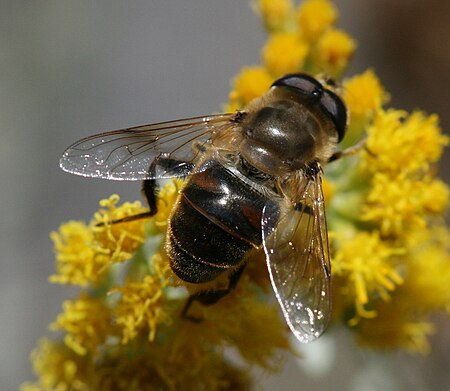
left=238, top=87, right=338, bottom=177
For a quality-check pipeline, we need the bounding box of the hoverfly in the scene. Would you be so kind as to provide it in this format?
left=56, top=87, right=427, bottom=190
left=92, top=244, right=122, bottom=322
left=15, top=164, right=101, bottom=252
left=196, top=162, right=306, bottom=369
left=60, top=73, right=348, bottom=343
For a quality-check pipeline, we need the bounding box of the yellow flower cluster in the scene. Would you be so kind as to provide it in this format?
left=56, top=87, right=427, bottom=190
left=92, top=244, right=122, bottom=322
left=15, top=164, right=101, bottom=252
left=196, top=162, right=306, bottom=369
left=49, top=294, right=112, bottom=356
left=332, top=231, right=404, bottom=322
left=328, top=67, right=449, bottom=352
left=228, top=0, right=356, bottom=111
left=49, top=195, right=147, bottom=287
left=112, top=269, right=171, bottom=343
left=235, top=0, right=450, bottom=354
left=24, top=183, right=288, bottom=391
left=24, top=1, right=449, bottom=389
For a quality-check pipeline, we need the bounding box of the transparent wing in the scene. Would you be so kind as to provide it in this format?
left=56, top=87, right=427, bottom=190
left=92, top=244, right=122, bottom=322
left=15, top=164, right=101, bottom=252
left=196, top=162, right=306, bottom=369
left=60, top=113, right=237, bottom=180
left=262, top=169, right=331, bottom=343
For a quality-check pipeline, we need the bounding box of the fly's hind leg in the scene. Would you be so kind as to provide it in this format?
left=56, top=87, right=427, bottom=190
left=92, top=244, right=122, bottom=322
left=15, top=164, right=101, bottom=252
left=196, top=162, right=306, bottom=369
left=97, top=156, right=193, bottom=226
left=182, top=264, right=246, bottom=322
left=142, top=156, right=195, bottom=217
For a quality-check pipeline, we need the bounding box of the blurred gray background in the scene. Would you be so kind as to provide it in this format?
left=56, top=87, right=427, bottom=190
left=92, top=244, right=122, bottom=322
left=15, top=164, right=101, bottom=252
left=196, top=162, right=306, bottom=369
left=1, top=1, right=449, bottom=390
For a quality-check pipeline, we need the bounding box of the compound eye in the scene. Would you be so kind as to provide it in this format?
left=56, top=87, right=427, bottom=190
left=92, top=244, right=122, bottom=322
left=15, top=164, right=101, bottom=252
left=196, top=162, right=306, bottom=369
left=320, top=90, right=347, bottom=142
left=272, top=73, right=347, bottom=143
left=272, top=73, right=323, bottom=99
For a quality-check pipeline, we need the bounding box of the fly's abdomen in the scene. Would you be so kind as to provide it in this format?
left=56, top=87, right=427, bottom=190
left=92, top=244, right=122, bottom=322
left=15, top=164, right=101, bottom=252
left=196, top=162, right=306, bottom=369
left=166, top=161, right=268, bottom=284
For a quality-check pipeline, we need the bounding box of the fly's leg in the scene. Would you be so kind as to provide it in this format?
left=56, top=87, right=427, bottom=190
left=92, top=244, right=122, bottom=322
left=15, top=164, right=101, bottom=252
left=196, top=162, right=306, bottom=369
left=142, top=156, right=194, bottom=216
left=328, top=137, right=371, bottom=162
left=97, top=156, right=193, bottom=226
left=182, top=264, right=246, bottom=321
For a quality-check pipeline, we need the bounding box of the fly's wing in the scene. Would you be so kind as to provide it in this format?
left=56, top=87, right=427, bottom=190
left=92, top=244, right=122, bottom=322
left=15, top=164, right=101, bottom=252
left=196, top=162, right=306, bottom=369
left=262, top=169, right=331, bottom=343
left=60, top=113, right=237, bottom=180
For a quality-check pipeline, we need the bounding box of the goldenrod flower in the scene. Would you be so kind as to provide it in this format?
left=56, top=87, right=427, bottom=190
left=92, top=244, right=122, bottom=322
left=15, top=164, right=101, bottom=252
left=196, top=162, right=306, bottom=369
left=255, top=0, right=294, bottom=31
left=343, top=69, right=389, bottom=121
left=262, top=32, right=309, bottom=76
left=113, top=269, right=172, bottom=343
left=50, top=295, right=112, bottom=356
left=362, top=110, right=449, bottom=176
left=49, top=221, right=103, bottom=287
left=333, top=231, right=404, bottom=321
left=92, top=195, right=147, bottom=263
left=400, top=226, right=450, bottom=313
left=297, top=0, right=338, bottom=40
left=312, top=28, right=356, bottom=77
left=227, top=66, right=273, bottom=110
left=49, top=195, right=148, bottom=287
left=24, top=1, right=450, bottom=389
left=363, top=172, right=448, bottom=236
left=356, top=303, right=436, bottom=354
left=22, top=339, right=90, bottom=391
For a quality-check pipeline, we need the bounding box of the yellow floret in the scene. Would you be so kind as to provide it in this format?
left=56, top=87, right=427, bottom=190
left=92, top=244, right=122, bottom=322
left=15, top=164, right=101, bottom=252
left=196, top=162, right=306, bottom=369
left=262, top=32, right=309, bottom=76
left=50, top=295, right=112, bottom=356
left=49, top=221, right=107, bottom=287
left=229, top=66, right=273, bottom=108
left=362, top=110, right=449, bottom=176
left=297, top=0, right=338, bottom=40
left=112, top=268, right=172, bottom=343
left=332, top=231, right=404, bottom=321
left=23, top=339, right=89, bottom=391
left=313, top=28, right=356, bottom=77
left=92, top=195, right=147, bottom=264
left=255, top=0, right=294, bottom=31
left=343, top=69, right=389, bottom=122
left=401, top=227, right=450, bottom=313
left=357, top=303, right=435, bottom=354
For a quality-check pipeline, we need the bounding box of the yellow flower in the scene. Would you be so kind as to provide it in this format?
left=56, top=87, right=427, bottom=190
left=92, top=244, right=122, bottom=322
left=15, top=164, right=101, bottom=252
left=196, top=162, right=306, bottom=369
left=50, top=295, right=112, bottom=356
left=113, top=263, right=172, bottom=343
left=93, top=195, right=147, bottom=264
left=364, top=174, right=449, bottom=237
left=356, top=302, right=435, bottom=354
left=49, top=195, right=150, bottom=287
left=401, top=227, right=450, bottom=313
left=297, top=0, right=338, bottom=40
left=228, top=66, right=273, bottom=110
left=362, top=109, right=449, bottom=176
left=22, top=339, right=90, bottom=391
left=354, top=227, right=448, bottom=353
left=255, top=0, right=294, bottom=31
left=94, top=350, right=251, bottom=391
left=313, top=28, right=356, bottom=77
left=262, top=32, right=309, bottom=76
left=332, top=231, right=404, bottom=321
left=344, top=70, right=388, bottom=118
left=49, top=221, right=106, bottom=287
left=321, top=177, right=335, bottom=204
left=24, top=1, right=450, bottom=389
